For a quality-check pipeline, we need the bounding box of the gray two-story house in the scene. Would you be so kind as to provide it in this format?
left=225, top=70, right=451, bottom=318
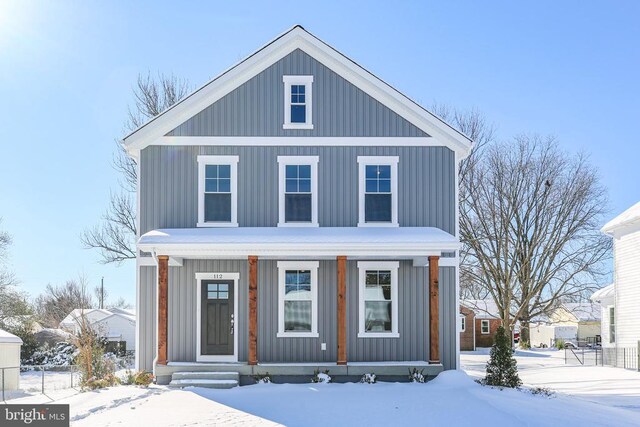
left=123, top=26, right=472, bottom=387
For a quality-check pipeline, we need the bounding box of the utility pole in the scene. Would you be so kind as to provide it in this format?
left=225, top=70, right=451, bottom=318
left=100, top=277, right=104, bottom=309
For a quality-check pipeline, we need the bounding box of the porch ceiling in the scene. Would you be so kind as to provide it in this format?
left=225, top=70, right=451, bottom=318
left=137, top=226, right=459, bottom=258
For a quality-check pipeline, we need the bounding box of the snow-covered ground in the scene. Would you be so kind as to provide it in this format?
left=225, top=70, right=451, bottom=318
left=461, top=348, right=640, bottom=412
left=5, top=369, right=640, bottom=426
left=3, top=351, right=639, bottom=426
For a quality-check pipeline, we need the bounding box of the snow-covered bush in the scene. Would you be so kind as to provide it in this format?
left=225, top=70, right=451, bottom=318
left=311, top=369, right=331, bottom=383
left=23, top=341, right=78, bottom=368
left=252, top=372, right=272, bottom=384
left=408, top=368, right=425, bottom=383
left=359, top=373, right=376, bottom=384
left=121, top=370, right=154, bottom=387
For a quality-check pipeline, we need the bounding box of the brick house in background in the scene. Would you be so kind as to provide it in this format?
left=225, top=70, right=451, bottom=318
left=460, top=300, right=502, bottom=349
left=459, top=305, right=475, bottom=351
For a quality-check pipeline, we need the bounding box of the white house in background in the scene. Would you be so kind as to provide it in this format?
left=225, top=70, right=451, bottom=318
left=530, top=302, right=601, bottom=348
left=597, top=201, right=640, bottom=350
left=0, top=329, right=22, bottom=391
left=59, top=308, right=112, bottom=334
left=591, top=284, right=615, bottom=347
left=59, top=308, right=136, bottom=352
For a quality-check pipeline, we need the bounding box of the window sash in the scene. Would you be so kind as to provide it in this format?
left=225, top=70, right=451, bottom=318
left=481, top=321, right=490, bottom=334
left=277, top=262, right=318, bottom=337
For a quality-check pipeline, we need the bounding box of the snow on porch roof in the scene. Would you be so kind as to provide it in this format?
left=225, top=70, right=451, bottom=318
left=0, top=328, right=23, bottom=344
left=138, top=227, right=459, bottom=258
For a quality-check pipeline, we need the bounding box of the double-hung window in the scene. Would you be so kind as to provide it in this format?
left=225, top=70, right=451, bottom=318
left=278, top=156, right=319, bottom=226
left=277, top=261, right=319, bottom=338
left=283, top=75, right=313, bottom=129
left=197, top=155, right=239, bottom=227
left=358, top=261, right=399, bottom=338
left=481, top=320, right=490, bottom=334
left=609, top=306, right=615, bottom=343
left=461, top=316, right=466, bottom=332
left=357, top=156, right=399, bottom=226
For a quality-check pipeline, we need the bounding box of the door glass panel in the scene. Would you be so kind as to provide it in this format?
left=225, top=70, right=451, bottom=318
left=218, top=291, right=228, bottom=300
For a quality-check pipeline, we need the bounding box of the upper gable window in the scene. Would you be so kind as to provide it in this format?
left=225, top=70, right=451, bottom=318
left=357, top=156, right=399, bottom=227
left=197, top=155, right=239, bottom=227
left=283, top=75, right=313, bottom=130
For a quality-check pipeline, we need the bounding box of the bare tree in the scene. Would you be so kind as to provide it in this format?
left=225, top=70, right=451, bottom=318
left=0, top=219, right=17, bottom=288
left=431, top=106, right=497, bottom=299
left=35, top=275, right=95, bottom=328
left=81, top=73, right=190, bottom=264
left=108, top=297, right=133, bottom=310
left=460, top=135, right=611, bottom=344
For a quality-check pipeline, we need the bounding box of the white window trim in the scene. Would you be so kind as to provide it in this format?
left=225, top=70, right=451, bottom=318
left=357, top=156, right=399, bottom=227
left=283, top=75, right=314, bottom=130
left=277, top=156, right=319, bottom=227
left=608, top=305, right=615, bottom=343
left=197, top=155, right=239, bottom=227
left=357, top=261, right=399, bottom=338
left=277, top=261, right=319, bottom=338
left=481, top=319, right=490, bottom=335
left=195, top=272, right=240, bottom=362
left=461, top=316, right=466, bottom=332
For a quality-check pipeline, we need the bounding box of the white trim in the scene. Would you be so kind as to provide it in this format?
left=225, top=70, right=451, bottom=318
left=197, top=155, right=239, bottom=227
left=357, top=156, right=399, bottom=227
left=607, top=305, right=615, bottom=344
left=454, top=152, right=461, bottom=368
left=357, top=261, right=399, bottom=338
left=157, top=136, right=445, bottom=147
left=412, top=256, right=458, bottom=267
left=277, top=261, right=319, bottom=338
left=480, top=319, right=490, bottom=335
left=283, top=75, right=314, bottom=130
left=122, top=27, right=472, bottom=158
left=277, top=156, right=319, bottom=227
left=195, top=272, right=240, bottom=362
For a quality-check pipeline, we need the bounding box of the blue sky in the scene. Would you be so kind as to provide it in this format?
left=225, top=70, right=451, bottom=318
left=0, top=1, right=638, bottom=304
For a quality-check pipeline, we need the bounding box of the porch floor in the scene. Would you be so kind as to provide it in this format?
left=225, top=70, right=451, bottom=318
left=156, top=360, right=444, bottom=384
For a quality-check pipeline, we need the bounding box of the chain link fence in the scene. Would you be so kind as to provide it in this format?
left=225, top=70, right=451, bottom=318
left=1, top=365, right=81, bottom=402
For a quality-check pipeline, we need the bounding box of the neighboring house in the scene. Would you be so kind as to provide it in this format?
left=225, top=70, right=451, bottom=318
left=590, top=284, right=615, bottom=347
left=59, top=309, right=136, bottom=352
left=548, top=303, right=601, bottom=345
left=0, top=329, right=22, bottom=391
left=123, top=26, right=472, bottom=385
left=459, top=305, right=476, bottom=351
left=594, top=201, right=640, bottom=353
left=460, top=300, right=502, bottom=348
left=59, top=308, right=112, bottom=334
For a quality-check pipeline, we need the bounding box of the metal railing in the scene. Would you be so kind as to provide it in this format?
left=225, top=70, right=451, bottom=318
left=1, top=365, right=80, bottom=402
left=564, top=344, right=640, bottom=371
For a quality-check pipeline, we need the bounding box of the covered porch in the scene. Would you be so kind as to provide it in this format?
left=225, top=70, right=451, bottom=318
left=137, top=226, right=458, bottom=384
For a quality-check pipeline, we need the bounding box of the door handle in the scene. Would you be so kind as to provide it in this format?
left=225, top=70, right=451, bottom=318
left=230, top=314, right=235, bottom=335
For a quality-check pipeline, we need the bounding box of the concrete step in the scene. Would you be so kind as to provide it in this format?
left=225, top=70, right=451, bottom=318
left=172, top=371, right=239, bottom=381
left=169, top=378, right=238, bottom=389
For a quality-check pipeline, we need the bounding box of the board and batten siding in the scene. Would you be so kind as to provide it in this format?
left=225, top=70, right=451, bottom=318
left=167, top=49, right=428, bottom=138
left=139, top=145, right=455, bottom=235
left=137, top=260, right=457, bottom=371
left=614, top=230, right=640, bottom=348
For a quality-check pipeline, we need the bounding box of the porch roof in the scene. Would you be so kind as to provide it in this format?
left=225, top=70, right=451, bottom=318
left=138, top=226, right=458, bottom=258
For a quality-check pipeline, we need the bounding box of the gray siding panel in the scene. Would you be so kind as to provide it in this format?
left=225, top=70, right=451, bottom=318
left=139, top=145, right=455, bottom=235
left=167, top=49, right=428, bottom=138
left=138, top=266, right=157, bottom=372
left=138, top=260, right=457, bottom=370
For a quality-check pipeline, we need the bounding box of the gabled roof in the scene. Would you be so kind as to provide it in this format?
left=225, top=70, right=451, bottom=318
left=59, top=308, right=113, bottom=327
left=561, top=302, right=601, bottom=322
left=602, top=201, right=640, bottom=237
left=461, top=299, right=501, bottom=319
left=122, top=25, right=472, bottom=158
